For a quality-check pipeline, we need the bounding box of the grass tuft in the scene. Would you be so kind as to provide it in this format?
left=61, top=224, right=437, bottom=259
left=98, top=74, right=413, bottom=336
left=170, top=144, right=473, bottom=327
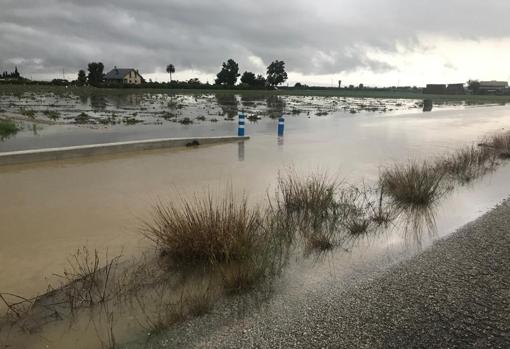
left=277, top=171, right=338, bottom=217
left=143, top=190, right=268, bottom=266
left=380, top=161, right=448, bottom=209
left=440, top=145, right=496, bottom=183
left=483, top=133, right=510, bottom=158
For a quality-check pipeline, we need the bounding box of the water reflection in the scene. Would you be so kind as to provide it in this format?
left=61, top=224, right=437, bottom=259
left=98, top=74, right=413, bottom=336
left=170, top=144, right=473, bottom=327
left=216, top=93, right=239, bottom=120
left=90, top=94, right=107, bottom=110
left=266, top=95, right=286, bottom=119
left=237, top=141, right=245, bottom=162
left=397, top=206, right=438, bottom=248
left=78, top=95, right=88, bottom=105
left=110, top=94, right=144, bottom=109
left=240, top=94, right=265, bottom=108
left=423, top=99, right=433, bottom=112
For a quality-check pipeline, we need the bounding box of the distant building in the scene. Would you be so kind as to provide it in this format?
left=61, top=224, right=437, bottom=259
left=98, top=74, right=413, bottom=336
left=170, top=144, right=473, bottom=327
left=446, top=83, right=465, bottom=95
left=425, top=83, right=465, bottom=95
left=424, top=84, right=447, bottom=94
left=479, top=81, right=508, bottom=94
left=104, top=67, right=144, bottom=85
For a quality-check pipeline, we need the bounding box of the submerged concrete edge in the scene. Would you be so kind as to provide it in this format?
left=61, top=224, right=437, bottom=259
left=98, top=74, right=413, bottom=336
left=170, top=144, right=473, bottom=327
left=0, top=136, right=250, bottom=166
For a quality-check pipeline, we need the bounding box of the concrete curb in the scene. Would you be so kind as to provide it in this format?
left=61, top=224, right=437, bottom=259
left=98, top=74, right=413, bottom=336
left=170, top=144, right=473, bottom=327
left=0, top=136, right=249, bottom=166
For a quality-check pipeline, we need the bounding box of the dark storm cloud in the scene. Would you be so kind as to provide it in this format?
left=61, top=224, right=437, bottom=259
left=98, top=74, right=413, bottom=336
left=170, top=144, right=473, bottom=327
left=2, top=0, right=510, bottom=79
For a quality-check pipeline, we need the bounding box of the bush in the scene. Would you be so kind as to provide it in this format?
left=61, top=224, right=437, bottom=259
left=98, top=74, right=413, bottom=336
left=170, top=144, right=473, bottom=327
left=0, top=120, right=19, bottom=140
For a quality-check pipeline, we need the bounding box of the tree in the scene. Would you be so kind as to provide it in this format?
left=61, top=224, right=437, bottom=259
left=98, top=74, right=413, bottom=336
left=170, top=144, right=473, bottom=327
left=467, top=80, right=480, bottom=94
left=253, top=74, right=266, bottom=88
left=187, top=78, right=201, bottom=86
left=215, top=59, right=240, bottom=87
left=77, top=69, right=87, bottom=85
left=241, top=72, right=266, bottom=88
left=166, top=64, right=175, bottom=82
left=266, top=60, right=288, bottom=87
left=87, top=62, right=104, bottom=86
left=240, top=71, right=256, bottom=86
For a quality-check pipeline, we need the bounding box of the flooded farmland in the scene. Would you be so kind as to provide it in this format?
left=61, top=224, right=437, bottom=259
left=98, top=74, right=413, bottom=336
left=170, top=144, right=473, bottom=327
left=0, top=89, right=491, bottom=152
left=1, top=91, right=510, bottom=348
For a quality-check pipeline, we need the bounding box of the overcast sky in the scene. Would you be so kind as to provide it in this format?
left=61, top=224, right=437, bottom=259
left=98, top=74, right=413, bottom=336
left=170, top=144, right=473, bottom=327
left=2, top=0, right=510, bottom=86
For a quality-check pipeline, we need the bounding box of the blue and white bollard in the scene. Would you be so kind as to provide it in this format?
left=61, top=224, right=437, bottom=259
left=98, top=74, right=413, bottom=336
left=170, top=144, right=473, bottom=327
left=238, top=112, right=245, bottom=137
left=278, top=115, right=285, bottom=137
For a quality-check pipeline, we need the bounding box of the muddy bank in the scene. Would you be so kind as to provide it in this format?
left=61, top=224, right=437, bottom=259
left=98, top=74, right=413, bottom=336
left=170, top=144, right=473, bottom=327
left=144, top=198, right=510, bottom=348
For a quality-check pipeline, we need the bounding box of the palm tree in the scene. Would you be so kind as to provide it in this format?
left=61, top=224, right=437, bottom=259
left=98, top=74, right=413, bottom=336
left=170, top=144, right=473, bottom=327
left=166, top=64, right=175, bottom=82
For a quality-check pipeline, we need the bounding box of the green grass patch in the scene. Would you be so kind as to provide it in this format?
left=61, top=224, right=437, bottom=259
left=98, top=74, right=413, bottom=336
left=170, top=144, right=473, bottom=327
left=0, top=120, right=20, bottom=140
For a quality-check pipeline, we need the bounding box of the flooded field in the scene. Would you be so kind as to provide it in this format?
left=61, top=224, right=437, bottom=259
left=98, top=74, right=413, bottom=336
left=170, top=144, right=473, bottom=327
left=0, top=89, right=498, bottom=152
left=1, top=98, right=510, bottom=347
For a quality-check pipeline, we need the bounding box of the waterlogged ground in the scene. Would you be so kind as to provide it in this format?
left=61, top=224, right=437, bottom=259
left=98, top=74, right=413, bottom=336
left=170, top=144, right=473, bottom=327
left=0, top=89, right=499, bottom=151
left=1, top=103, right=510, bottom=347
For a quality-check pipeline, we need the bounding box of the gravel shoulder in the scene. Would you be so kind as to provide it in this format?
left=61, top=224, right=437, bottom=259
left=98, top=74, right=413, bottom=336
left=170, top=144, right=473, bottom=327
left=140, top=199, right=510, bottom=348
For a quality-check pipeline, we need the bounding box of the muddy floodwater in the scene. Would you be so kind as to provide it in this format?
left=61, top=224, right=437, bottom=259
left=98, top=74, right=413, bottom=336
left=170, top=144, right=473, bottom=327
left=1, top=100, right=510, bottom=347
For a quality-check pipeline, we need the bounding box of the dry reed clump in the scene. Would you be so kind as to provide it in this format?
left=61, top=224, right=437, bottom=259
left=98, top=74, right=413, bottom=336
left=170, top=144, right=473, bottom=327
left=482, top=133, right=510, bottom=158
left=380, top=161, right=449, bottom=210
left=335, top=186, right=379, bottom=237
left=276, top=171, right=343, bottom=251
left=439, top=145, right=497, bottom=183
left=305, top=232, right=335, bottom=251
left=298, top=211, right=339, bottom=252
left=142, top=190, right=292, bottom=295
left=277, top=171, right=339, bottom=218
left=219, top=205, right=293, bottom=294
left=142, top=191, right=265, bottom=266
left=53, top=247, right=122, bottom=311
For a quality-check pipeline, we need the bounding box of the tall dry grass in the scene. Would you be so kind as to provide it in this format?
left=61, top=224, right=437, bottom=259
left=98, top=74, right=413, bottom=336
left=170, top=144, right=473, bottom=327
left=142, top=189, right=292, bottom=294
left=277, top=171, right=338, bottom=217
left=142, top=191, right=264, bottom=266
left=440, top=145, right=497, bottom=183
left=482, top=132, right=510, bottom=158
left=380, top=161, right=449, bottom=210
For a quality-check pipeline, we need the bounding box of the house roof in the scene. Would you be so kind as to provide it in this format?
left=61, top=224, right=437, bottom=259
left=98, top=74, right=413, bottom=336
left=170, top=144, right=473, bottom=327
left=104, top=68, right=137, bottom=80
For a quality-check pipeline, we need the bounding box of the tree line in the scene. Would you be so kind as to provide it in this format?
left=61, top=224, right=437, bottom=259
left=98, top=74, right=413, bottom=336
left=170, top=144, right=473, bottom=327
left=72, top=59, right=288, bottom=89
left=213, top=58, right=287, bottom=88
left=0, top=67, right=23, bottom=80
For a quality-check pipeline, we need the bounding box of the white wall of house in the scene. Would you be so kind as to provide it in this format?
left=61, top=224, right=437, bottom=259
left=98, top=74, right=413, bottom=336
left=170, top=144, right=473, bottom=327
left=123, top=70, right=143, bottom=85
